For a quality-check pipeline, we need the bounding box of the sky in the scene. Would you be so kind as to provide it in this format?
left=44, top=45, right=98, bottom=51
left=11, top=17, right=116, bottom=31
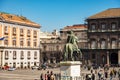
left=0, top=0, right=120, bottom=32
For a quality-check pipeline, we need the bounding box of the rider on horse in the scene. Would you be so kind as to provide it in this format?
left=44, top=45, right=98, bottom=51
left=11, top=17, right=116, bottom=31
left=63, top=31, right=82, bottom=61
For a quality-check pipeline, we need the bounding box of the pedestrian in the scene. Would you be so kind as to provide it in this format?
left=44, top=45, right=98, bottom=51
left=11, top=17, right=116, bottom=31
left=110, top=70, right=114, bottom=80
left=44, top=74, right=48, bottom=80
left=113, top=68, right=117, bottom=77
left=40, top=73, right=44, bottom=80
left=50, top=71, right=55, bottom=80
left=104, top=70, right=108, bottom=80
left=47, top=71, right=51, bottom=80
left=98, top=70, right=102, bottom=79
left=118, top=69, right=120, bottom=80
left=91, top=72, right=95, bottom=80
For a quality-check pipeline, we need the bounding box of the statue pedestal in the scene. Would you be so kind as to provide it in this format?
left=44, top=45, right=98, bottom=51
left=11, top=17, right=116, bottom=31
left=60, top=61, right=82, bottom=80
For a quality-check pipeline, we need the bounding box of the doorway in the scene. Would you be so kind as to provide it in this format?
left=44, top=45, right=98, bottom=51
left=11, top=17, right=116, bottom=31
left=110, top=53, right=118, bottom=64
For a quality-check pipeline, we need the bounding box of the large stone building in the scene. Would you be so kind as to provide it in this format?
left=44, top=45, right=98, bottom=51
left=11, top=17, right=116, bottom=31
left=0, top=12, right=40, bottom=68
left=40, top=25, right=87, bottom=64
left=40, top=30, right=62, bottom=64
left=86, top=8, right=120, bottom=66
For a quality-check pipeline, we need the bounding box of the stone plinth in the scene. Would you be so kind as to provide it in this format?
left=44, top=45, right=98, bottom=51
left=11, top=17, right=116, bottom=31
left=60, top=61, right=82, bottom=80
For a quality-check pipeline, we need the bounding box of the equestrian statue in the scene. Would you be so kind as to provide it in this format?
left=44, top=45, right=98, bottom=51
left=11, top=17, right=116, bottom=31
left=63, top=31, right=82, bottom=61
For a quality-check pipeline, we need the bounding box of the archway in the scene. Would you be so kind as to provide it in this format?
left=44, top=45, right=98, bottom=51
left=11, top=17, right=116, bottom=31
left=110, top=53, right=118, bottom=64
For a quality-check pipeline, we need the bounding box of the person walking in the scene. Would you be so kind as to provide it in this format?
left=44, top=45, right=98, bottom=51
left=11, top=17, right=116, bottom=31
left=110, top=70, right=114, bottom=80
left=104, top=70, right=108, bottom=80
left=118, top=69, right=120, bottom=80
left=50, top=71, right=55, bottom=80
left=91, top=72, right=95, bottom=80
left=47, top=71, right=51, bottom=80
left=44, top=74, right=48, bottom=80
left=40, top=73, right=44, bottom=80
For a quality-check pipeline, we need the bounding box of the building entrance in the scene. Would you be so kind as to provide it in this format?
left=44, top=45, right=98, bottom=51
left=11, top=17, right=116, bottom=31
left=111, top=53, right=118, bottom=64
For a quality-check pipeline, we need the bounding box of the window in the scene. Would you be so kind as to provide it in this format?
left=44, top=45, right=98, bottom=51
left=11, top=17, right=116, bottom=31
left=111, top=23, right=116, bottom=30
left=91, top=24, right=96, bottom=30
left=27, top=30, right=30, bottom=36
left=33, top=31, right=37, bottom=38
left=91, top=40, right=96, bottom=49
left=27, top=51, right=31, bottom=59
left=101, top=23, right=106, bottom=30
left=43, top=46, right=47, bottom=51
left=4, top=39, right=8, bottom=45
left=20, top=51, right=24, bottom=59
left=20, top=41, right=24, bottom=46
left=34, top=31, right=37, bottom=34
left=56, top=45, right=59, bottom=51
left=12, top=40, right=16, bottom=46
left=13, top=27, right=16, bottom=35
left=111, top=40, right=116, bottom=49
left=27, top=41, right=30, bottom=46
left=5, top=51, right=9, bottom=59
left=20, top=28, right=24, bottom=35
left=13, top=51, right=17, bottom=59
left=101, top=40, right=106, bottom=49
left=4, top=26, right=8, bottom=34
left=34, top=42, right=37, bottom=47
left=34, top=51, right=37, bottom=59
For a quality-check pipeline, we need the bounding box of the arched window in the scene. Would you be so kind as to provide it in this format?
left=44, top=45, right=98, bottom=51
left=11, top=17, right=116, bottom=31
left=111, top=23, right=116, bottom=30
left=101, top=23, right=106, bottom=30
left=13, top=51, right=17, bottom=59
left=5, top=51, right=9, bottom=59
left=91, top=39, right=97, bottom=49
left=91, top=24, right=96, bottom=30
left=4, top=39, right=8, bottom=45
left=111, top=39, right=116, bottom=49
left=100, top=39, right=106, bottom=49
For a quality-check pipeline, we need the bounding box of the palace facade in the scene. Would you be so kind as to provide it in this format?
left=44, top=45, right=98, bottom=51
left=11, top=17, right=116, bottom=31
left=0, top=12, right=40, bottom=68
left=86, top=8, right=120, bottom=66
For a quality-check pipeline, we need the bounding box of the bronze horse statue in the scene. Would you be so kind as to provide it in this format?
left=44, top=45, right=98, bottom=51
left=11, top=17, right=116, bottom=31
left=63, top=31, right=82, bottom=61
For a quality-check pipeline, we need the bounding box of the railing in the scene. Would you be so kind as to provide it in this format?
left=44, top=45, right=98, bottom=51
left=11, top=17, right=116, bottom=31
left=88, top=29, right=118, bottom=32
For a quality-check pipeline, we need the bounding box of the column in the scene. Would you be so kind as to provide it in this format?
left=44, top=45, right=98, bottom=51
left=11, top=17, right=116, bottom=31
left=118, top=50, right=120, bottom=65
left=0, top=50, right=2, bottom=66
left=107, top=51, right=109, bottom=65
left=0, top=50, right=3, bottom=67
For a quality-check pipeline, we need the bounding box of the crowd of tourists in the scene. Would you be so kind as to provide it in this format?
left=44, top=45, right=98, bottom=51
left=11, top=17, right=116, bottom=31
left=85, top=67, right=120, bottom=80
left=40, top=71, right=60, bottom=80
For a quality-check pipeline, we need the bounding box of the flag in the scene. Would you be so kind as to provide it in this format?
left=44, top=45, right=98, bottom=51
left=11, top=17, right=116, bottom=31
left=0, top=37, right=5, bottom=40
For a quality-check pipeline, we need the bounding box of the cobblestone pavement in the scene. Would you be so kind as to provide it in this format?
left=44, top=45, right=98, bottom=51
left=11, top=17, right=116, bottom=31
left=0, top=67, right=120, bottom=80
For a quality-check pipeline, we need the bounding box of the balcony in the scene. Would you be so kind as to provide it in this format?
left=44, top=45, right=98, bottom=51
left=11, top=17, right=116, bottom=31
left=21, top=57, right=24, bottom=59
left=88, top=29, right=118, bottom=33
left=27, top=57, right=31, bottom=59
left=13, top=57, right=16, bottom=60
left=13, top=31, right=16, bottom=35
left=80, top=45, right=119, bottom=50
left=5, top=57, right=9, bottom=60
left=34, top=57, right=37, bottom=59
left=20, top=33, right=24, bottom=36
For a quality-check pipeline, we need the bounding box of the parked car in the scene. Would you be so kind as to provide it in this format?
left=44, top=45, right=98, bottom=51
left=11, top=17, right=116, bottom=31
left=8, top=67, right=16, bottom=71
left=2, top=66, right=10, bottom=70
left=31, top=66, right=39, bottom=70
